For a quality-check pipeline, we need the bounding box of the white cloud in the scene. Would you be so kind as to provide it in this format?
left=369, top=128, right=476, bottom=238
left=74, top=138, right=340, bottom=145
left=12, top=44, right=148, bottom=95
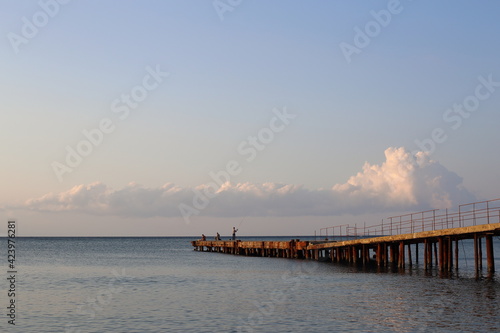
left=22, top=147, right=475, bottom=218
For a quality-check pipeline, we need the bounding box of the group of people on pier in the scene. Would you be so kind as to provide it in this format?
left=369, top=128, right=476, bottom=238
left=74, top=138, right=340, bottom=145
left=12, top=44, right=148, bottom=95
left=200, top=227, right=238, bottom=241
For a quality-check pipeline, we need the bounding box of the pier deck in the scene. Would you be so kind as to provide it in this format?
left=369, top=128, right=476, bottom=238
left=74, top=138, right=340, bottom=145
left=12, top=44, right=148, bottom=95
left=192, top=223, right=500, bottom=274
left=192, top=199, right=500, bottom=276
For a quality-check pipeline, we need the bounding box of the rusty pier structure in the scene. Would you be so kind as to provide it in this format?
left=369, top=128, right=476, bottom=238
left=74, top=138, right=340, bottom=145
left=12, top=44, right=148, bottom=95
left=191, top=199, right=500, bottom=276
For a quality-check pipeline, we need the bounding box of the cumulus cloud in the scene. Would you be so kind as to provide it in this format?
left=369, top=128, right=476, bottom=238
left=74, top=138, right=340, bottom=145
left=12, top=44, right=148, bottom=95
left=23, top=147, right=475, bottom=217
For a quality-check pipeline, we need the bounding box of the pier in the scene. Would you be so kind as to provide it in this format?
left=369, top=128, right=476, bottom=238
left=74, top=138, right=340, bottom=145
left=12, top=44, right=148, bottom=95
left=191, top=198, right=500, bottom=276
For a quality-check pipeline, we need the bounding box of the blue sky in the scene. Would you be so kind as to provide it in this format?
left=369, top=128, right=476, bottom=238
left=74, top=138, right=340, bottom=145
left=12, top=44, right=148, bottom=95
left=1, top=1, right=499, bottom=236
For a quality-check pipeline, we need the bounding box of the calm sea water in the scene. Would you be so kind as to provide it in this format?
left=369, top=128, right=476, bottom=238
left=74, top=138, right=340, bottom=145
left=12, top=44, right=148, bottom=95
left=1, top=237, right=499, bottom=332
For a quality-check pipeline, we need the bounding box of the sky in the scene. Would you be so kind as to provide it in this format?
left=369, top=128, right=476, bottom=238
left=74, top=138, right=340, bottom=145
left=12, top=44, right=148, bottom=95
left=1, top=1, right=499, bottom=236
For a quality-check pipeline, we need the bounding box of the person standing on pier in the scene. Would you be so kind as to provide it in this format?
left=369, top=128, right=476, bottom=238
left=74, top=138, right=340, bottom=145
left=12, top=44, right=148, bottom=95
left=232, top=227, right=238, bottom=240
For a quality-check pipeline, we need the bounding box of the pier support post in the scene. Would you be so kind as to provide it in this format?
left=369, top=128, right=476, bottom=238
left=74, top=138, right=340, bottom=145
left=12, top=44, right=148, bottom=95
left=362, top=246, right=367, bottom=265
left=433, top=241, right=439, bottom=268
left=382, top=243, right=388, bottom=267
left=408, top=243, right=412, bottom=268
left=376, top=244, right=382, bottom=266
left=389, top=244, right=395, bottom=266
left=474, top=234, right=479, bottom=273
left=486, top=234, right=495, bottom=274
left=424, top=240, right=428, bottom=270
left=438, top=237, right=444, bottom=272
left=415, top=243, right=419, bottom=264
left=399, top=241, right=405, bottom=269
left=448, top=237, right=453, bottom=272
left=455, top=238, right=459, bottom=270
left=479, top=237, right=483, bottom=271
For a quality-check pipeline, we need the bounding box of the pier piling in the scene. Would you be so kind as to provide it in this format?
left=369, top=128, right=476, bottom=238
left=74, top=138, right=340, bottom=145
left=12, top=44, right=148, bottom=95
left=486, top=234, right=495, bottom=274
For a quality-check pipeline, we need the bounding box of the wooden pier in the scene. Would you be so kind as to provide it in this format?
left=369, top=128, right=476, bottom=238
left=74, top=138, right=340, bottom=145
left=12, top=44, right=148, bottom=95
left=192, top=223, right=500, bottom=275
left=192, top=199, right=500, bottom=276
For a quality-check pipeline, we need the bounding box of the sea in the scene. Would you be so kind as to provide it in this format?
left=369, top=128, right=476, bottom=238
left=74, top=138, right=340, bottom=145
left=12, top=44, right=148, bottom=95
left=1, top=236, right=500, bottom=332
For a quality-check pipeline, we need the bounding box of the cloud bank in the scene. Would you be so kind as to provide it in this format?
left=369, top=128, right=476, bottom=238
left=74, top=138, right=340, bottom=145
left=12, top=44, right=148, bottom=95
left=23, top=147, right=475, bottom=218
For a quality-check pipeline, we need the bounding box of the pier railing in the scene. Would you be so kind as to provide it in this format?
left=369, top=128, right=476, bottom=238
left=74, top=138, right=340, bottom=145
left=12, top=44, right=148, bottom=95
left=318, top=198, right=500, bottom=240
